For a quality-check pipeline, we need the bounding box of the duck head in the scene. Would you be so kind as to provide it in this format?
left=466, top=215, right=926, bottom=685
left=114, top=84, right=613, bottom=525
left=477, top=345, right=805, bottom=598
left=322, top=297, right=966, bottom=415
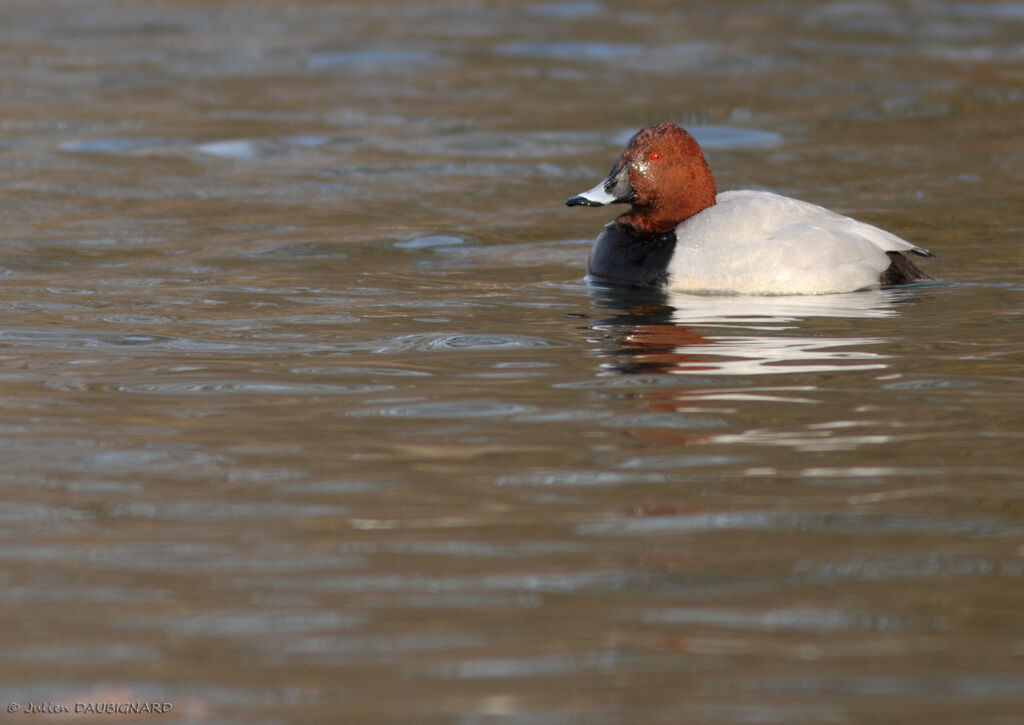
left=566, top=122, right=717, bottom=238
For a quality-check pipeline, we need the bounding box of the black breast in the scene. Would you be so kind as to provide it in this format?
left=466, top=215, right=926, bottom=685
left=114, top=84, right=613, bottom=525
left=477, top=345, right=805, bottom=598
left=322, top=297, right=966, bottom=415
left=586, top=226, right=676, bottom=288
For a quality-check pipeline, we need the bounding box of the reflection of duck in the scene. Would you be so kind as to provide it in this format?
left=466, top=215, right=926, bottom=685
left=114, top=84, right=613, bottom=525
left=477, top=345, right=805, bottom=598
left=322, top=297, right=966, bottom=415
left=568, top=122, right=935, bottom=294
left=591, top=286, right=903, bottom=378
left=618, top=323, right=715, bottom=375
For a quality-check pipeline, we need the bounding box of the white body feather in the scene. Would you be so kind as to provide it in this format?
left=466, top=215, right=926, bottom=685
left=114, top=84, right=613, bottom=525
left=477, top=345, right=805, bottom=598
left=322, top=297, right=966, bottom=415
left=666, top=190, right=927, bottom=295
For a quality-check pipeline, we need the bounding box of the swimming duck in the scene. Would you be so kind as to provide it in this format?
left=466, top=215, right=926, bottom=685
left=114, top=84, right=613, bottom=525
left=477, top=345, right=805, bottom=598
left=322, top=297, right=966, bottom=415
left=566, top=122, right=934, bottom=295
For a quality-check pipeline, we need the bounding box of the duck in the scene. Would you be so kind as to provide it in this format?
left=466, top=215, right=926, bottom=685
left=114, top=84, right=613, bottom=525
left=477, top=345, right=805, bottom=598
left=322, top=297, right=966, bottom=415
left=566, top=122, right=934, bottom=295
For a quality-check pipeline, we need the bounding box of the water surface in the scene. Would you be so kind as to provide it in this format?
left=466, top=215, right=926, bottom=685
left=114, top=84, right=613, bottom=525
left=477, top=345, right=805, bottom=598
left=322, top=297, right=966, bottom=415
left=0, top=1, right=1022, bottom=723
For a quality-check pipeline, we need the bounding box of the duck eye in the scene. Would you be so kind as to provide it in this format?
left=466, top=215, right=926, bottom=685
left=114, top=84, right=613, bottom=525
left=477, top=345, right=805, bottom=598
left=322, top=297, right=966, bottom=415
left=650, top=152, right=662, bottom=162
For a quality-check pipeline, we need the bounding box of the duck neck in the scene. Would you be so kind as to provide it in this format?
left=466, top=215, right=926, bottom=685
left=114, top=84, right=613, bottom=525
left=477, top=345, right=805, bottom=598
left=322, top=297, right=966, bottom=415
left=614, top=208, right=686, bottom=238
left=616, top=155, right=718, bottom=238
left=614, top=197, right=713, bottom=237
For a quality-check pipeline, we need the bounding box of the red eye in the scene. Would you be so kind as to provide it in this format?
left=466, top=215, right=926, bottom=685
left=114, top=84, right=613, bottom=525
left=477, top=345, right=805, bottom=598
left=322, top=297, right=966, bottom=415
left=650, top=152, right=662, bottom=161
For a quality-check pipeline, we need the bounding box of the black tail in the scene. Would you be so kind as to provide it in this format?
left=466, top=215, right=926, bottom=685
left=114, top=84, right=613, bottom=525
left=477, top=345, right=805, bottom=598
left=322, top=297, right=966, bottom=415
left=880, top=251, right=933, bottom=286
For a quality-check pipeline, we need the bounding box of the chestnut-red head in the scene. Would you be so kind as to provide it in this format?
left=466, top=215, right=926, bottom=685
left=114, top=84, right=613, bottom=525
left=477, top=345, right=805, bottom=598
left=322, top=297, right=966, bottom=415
left=567, top=122, right=717, bottom=237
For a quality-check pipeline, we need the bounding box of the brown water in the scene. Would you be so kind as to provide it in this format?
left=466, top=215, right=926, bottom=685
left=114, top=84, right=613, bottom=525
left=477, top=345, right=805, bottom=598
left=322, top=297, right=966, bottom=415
left=1, top=1, right=1022, bottom=723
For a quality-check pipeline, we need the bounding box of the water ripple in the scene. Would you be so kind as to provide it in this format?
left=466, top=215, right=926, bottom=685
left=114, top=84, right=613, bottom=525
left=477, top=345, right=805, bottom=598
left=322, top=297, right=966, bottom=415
left=637, top=607, right=902, bottom=633
left=578, top=511, right=1020, bottom=537
left=495, top=471, right=669, bottom=486
left=347, top=332, right=560, bottom=354
left=267, top=570, right=639, bottom=594
left=0, top=327, right=340, bottom=354
left=349, top=401, right=536, bottom=419
left=279, top=632, right=482, bottom=658
left=291, top=365, right=431, bottom=378
left=307, top=49, right=440, bottom=70
left=437, top=650, right=648, bottom=679
left=110, top=501, right=349, bottom=521
left=59, top=137, right=167, bottom=154
left=112, top=380, right=391, bottom=396
left=493, top=40, right=645, bottom=61
left=601, top=413, right=727, bottom=430
left=618, top=454, right=742, bottom=469
left=125, top=611, right=365, bottom=637
left=395, top=235, right=464, bottom=249
left=10, top=644, right=160, bottom=664
left=794, top=554, right=1022, bottom=582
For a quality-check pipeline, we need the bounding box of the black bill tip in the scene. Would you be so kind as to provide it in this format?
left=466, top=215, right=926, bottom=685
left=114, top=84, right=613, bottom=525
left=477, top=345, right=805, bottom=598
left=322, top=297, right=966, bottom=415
left=566, top=195, right=605, bottom=207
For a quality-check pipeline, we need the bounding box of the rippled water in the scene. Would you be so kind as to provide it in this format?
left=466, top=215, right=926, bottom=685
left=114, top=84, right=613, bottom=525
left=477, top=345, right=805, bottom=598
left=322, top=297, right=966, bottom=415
left=1, top=1, right=1022, bottom=723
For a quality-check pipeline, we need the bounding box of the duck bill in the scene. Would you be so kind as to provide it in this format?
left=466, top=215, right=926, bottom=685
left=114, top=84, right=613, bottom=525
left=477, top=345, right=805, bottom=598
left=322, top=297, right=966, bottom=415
left=566, top=162, right=635, bottom=207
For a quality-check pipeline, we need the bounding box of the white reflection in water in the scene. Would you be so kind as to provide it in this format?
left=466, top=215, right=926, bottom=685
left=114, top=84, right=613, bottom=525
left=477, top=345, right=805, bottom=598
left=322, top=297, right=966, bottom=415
left=597, top=290, right=900, bottom=377
left=665, top=290, right=900, bottom=324
left=711, top=426, right=893, bottom=451
left=663, top=291, right=892, bottom=376
left=658, top=335, right=887, bottom=376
